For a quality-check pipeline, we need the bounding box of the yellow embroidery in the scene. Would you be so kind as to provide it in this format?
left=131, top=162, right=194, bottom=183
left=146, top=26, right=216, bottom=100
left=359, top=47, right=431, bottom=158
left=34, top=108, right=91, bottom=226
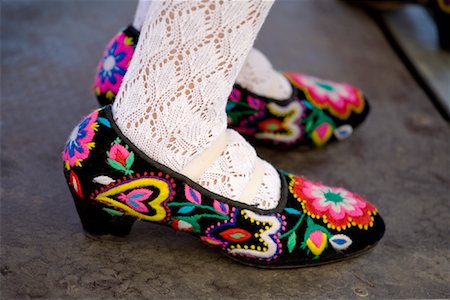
left=256, top=101, right=302, bottom=143
left=306, top=231, right=327, bottom=256
left=124, top=36, right=134, bottom=46
left=95, top=178, right=171, bottom=222
left=311, top=123, right=333, bottom=147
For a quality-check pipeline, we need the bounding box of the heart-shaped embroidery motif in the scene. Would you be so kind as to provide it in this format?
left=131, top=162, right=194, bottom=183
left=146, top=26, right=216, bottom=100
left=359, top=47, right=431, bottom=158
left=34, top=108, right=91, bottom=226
left=95, top=177, right=173, bottom=221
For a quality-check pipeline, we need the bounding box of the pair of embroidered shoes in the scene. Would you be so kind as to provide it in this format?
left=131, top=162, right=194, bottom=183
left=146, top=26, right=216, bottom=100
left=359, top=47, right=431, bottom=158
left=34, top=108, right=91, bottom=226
left=63, top=26, right=384, bottom=268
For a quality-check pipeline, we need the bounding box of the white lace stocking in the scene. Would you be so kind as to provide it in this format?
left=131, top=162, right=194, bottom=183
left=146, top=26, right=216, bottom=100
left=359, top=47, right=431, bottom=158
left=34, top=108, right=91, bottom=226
left=133, top=1, right=292, bottom=101
left=113, top=0, right=280, bottom=210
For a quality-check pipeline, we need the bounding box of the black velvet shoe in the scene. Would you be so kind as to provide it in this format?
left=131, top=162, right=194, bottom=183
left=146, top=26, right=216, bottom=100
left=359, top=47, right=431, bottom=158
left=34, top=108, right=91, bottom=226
left=63, top=106, right=384, bottom=268
left=93, top=26, right=370, bottom=148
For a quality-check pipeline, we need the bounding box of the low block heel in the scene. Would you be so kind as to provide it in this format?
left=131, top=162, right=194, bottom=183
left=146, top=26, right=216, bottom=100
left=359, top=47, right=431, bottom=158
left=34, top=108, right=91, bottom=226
left=71, top=193, right=136, bottom=237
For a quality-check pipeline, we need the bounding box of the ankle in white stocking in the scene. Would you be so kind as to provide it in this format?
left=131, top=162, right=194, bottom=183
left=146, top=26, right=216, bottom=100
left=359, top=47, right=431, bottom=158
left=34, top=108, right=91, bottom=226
left=237, top=48, right=292, bottom=100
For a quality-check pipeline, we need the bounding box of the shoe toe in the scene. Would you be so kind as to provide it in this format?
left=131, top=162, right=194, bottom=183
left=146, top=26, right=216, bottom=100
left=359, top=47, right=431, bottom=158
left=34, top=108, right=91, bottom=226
left=284, top=71, right=370, bottom=146
left=278, top=175, right=385, bottom=267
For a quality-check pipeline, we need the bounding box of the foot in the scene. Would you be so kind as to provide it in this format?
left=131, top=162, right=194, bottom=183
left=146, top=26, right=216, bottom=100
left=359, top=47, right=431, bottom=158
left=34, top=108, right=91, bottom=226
left=93, top=26, right=369, bottom=148
left=63, top=106, right=384, bottom=268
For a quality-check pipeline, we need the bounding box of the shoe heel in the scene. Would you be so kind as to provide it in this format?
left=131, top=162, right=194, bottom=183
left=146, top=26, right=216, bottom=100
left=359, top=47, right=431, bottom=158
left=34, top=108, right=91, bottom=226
left=72, top=193, right=136, bottom=237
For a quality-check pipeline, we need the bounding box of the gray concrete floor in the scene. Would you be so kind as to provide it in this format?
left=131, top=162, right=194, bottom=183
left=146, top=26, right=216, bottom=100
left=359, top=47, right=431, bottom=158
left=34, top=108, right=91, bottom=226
left=1, top=1, right=449, bottom=299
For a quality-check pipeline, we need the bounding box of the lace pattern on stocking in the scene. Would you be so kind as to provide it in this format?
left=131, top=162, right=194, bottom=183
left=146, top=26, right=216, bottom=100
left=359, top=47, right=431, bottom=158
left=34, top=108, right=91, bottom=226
left=113, top=0, right=279, bottom=208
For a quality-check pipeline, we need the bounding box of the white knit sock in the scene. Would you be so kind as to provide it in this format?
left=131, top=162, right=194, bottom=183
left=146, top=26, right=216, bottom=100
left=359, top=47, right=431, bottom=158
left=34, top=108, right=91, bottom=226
left=113, top=0, right=281, bottom=210
left=237, top=48, right=292, bottom=100
left=132, top=2, right=292, bottom=101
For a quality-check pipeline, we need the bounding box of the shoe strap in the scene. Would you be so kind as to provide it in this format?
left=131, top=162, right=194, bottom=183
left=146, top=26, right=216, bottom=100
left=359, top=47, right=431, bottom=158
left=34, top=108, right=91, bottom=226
left=181, top=132, right=229, bottom=182
left=181, top=130, right=265, bottom=205
left=238, top=157, right=265, bottom=205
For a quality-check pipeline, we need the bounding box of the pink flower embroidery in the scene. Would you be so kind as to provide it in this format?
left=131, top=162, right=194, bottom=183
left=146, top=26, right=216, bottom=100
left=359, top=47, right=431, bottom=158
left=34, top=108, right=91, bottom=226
left=306, top=230, right=328, bottom=256
left=285, top=72, right=365, bottom=119
left=291, top=176, right=377, bottom=230
left=311, top=122, right=334, bottom=146
left=106, top=141, right=135, bottom=175
left=94, top=32, right=135, bottom=99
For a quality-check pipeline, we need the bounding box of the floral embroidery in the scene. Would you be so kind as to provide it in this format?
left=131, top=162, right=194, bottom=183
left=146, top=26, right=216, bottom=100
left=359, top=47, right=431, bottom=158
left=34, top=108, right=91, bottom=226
left=94, top=30, right=136, bottom=102
left=311, top=122, right=334, bottom=146
left=106, top=138, right=135, bottom=175
left=285, top=72, right=365, bottom=119
left=305, top=230, right=328, bottom=256
left=290, top=176, right=377, bottom=230
left=63, top=111, right=99, bottom=170
left=280, top=207, right=332, bottom=258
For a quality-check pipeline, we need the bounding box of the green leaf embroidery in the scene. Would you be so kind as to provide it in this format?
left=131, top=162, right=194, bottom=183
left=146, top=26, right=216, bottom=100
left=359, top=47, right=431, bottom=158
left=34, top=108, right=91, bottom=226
left=305, top=116, right=315, bottom=133
left=107, top=158, right=127, bottom=172
left=287, top=232, right=297, bottom=253
left=102, top=207, right=124, bottom=217
left=125, top=151, right=135, bottom=169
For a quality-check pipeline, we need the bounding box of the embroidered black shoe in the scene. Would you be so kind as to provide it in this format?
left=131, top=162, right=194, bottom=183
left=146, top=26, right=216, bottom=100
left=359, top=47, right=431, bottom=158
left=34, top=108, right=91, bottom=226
left=63, top=106, right=384, bottom=268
